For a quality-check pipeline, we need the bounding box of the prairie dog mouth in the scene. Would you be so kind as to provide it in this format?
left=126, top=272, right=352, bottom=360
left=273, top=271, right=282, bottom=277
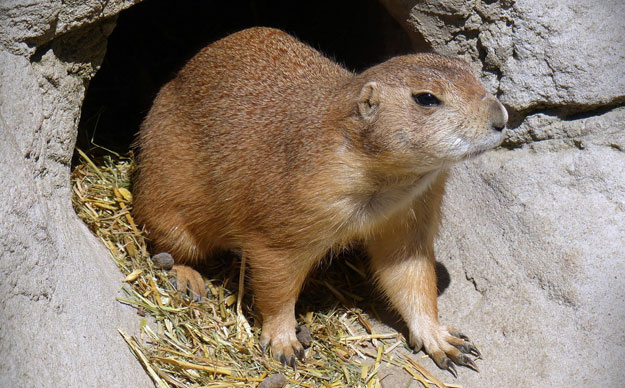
left=448, top=130, right=505, bottom=161
left=469, top=131, right=505, bottom=157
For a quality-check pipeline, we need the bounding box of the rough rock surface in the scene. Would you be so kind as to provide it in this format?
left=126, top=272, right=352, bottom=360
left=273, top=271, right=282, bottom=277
left=0, top=1, right=151, bottom=387
left=377, top=0, right=625, bottom=386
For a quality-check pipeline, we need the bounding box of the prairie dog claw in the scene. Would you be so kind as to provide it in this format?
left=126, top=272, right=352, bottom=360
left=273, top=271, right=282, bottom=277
left=410, top=323, right=480, bottom=376
left=260, top=317, right=306, bottom=369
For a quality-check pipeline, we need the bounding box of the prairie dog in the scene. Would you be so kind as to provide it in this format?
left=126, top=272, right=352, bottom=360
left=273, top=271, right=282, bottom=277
left=133, top=27, right=507, bottom=372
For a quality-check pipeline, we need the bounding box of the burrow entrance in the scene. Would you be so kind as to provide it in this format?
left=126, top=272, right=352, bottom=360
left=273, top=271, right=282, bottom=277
left=77, top=0, right=414, bottom=155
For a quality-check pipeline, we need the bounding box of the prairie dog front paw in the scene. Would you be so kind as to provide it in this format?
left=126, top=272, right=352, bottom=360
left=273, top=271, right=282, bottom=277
left=260, top=314, right=306, bottom=368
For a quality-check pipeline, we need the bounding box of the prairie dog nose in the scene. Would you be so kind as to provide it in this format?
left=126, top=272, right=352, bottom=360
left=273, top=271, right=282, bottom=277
left=488, top=97, right=508, bottom=132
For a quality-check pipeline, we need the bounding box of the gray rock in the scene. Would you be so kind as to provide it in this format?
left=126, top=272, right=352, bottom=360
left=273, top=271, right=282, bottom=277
left=0, top=0, right=140, bottom=56
left=257, top=373, right=287, bottom=388
left=433, top=137, right=625, bottom=386
left=295, top=325, right=313, bottom=348
left=504, top=106, right=625, bottom=151
left=498, top=0, right=625, bottom=112
left=0, top=1, right=151, bottom=387
left=151, top=252, right=175, bottom=270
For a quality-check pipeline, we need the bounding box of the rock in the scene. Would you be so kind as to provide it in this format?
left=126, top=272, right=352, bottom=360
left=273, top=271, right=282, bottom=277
left=295, top=325, right=313, bottom=348
left=257, top=373, right=287, bottom=388
left=0, top=1, right=151, bottom=387
left=504, top=106, right=625, bottom=150
left=433, top=141, right=625, bottom=387
left=497, top=0, right=625, bottom=112
left=151, top=252, right=175, bottom=270
left=0, top=0, right=140, bottom=56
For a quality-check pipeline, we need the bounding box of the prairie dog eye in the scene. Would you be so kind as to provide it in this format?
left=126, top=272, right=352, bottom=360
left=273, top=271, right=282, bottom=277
left=413, top=93, right=441, bottom=107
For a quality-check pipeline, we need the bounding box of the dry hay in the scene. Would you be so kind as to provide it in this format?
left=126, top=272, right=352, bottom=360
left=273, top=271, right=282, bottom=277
left=71, top=149, right=457, bottom=388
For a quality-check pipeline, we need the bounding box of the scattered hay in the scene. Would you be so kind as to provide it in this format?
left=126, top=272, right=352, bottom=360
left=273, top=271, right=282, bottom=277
left=71, top=150, right=454, bottom=388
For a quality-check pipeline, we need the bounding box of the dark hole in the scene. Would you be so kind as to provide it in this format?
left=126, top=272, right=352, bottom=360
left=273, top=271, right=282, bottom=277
left=76, top=0, right=413, bottom=157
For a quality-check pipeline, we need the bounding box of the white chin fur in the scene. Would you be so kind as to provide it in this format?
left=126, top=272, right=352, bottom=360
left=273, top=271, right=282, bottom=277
left=445, top=131, right=504, bottom=160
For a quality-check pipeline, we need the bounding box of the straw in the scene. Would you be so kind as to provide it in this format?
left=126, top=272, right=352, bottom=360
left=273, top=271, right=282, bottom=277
left=71, top=150, right=457, bottom=388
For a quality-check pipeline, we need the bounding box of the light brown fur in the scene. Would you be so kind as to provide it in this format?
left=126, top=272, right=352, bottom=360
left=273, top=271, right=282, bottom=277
left=133, top=27, right=507, bottom=371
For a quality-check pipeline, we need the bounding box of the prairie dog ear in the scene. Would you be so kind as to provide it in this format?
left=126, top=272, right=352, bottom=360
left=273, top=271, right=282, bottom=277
left=358, top=82, right=380, bottom=121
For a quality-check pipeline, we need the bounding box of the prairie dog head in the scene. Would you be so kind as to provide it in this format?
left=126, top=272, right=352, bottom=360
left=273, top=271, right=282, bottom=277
left=355, top=53, right=508, bottom=172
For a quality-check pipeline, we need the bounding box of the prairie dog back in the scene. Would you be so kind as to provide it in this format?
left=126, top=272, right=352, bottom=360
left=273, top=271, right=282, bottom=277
left=136, top=28, right=354, bottom=254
